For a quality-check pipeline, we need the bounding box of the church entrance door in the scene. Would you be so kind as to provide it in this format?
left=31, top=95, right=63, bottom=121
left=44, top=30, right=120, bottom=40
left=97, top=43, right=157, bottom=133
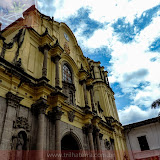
left=61, top=134, right=80, bottom=150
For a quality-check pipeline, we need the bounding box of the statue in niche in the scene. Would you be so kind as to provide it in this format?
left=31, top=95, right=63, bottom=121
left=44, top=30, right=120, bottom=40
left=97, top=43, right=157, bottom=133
left=12, top=131, right=27, bottom=160
left=16, top=133, right=24, bottom=160
left=104, top=139, right=111, bottom=150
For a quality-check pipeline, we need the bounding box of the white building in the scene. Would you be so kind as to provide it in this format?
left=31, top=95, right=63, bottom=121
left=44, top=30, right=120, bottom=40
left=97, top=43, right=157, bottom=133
left=124, top=116, right=160, bottom=160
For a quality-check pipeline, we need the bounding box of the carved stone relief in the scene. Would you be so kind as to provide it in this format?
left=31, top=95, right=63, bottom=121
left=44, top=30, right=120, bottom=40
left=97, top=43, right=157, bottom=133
left=64, top=42, right=70, bottom=54
left=104, top=139, right=111, bottom=150
left=13, top=117, right=31, bottom=132
left=67, top=111, right=75, bottom=122
left=11, top=131, right=28, bottom=160
left=6, top=92, right=23, bottom=108
left=62, top=82, right=76, bottom=106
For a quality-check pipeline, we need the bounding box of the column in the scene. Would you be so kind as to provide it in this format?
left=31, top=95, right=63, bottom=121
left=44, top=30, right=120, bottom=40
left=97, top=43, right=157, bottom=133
left=0, top=92, right=23, bottom=154
left=89, top=86, right=96, bottom=112
left=103, top=71, right=109, bottom=86
left=39, top=44, right=50, bottom=78
left=110, top=138, right=116, bottom=160
left=54, top=56, right=61, bottom=88
left=83, top=124, right=95, bottom=160
left=42, top=47, right=48, bottom=77
left=91, top=66, right=95, bottom=79
left=103, top=71, right=106, bottom=83
left=31, top=98, right=48, bottom=160
left=106, top=94, right=114, bottom=117
left=48, top=106, right=63, bottom=160
left=98, top=66, right=103, bottom=80
left=113, top=100, right=120, bottom=121
left=94, top=128, right=103, bottom=160
left=54, top=107, right=63, bottom=150
left=82, top=80, right=89, bottom=107
left=95, top=129, right=101, bottom=150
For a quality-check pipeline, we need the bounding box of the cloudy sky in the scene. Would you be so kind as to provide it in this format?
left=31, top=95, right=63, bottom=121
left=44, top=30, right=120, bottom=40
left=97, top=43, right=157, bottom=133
left=1, top=0, right=160, bottom=125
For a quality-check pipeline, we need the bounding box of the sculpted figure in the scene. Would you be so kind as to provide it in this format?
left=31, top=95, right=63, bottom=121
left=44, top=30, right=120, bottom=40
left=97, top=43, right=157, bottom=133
left=12, top=132, right=27, bottom=160
left=16, top=133, right=24, bottom=160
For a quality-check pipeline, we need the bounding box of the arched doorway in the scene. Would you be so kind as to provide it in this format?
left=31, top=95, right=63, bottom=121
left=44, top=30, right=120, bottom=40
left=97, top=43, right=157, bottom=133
left=61, top=134, right=80, bottom=150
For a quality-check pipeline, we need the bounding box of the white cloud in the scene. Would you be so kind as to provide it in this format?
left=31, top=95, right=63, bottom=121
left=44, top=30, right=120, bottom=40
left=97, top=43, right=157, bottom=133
left=53, top=0, right=89, bottom=20
left=108, top=15, right=160, bottom=109
left=67, top=1, right=160, bottom=120
left=52, top=0, right=160, bottom=23
left=37, top=0, right=160, bottom=124
left=84, top=26, right=114, bottom=49
left=118, top=105, right=159, bottom=125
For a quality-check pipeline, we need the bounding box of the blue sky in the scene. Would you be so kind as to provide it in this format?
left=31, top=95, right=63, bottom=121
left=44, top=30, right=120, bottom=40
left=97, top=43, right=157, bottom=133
left=1, top=0, right=160, bottom=125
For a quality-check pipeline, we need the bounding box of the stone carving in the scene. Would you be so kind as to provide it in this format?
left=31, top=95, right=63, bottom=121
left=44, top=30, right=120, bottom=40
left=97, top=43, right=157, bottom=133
left=0, top=41, right=13, bottom=58
left=11, top=132, right=28, bottom=160
left=12, top=28, right=26, bottom=63
left=105, top=116, right=115, bottom=127
left=99, top=133, right=103, bottom=140
left=13, top=117, right=31, bottom=132
left=64, top=42, right=70, bottom=54
left=15, top=58, right=22, bottom=68
left=6, top=92, right=24, bottom=108
left=104, top=139, right=111, bottom=150
left=31, top=97, right=48, bottom=115
left=62, top=81, right=76, bottom=106
left=68, top=111, right=75, bottom=122
left=48, top=106, right=64, bottom=121
left=0, top=27, right=26, bottom=61
left=83, top=123, right=93, bottom=134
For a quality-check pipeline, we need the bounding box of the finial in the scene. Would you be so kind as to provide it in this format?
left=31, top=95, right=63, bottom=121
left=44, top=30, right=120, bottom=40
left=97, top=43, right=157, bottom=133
left=45, top=28, right=48, bottom=34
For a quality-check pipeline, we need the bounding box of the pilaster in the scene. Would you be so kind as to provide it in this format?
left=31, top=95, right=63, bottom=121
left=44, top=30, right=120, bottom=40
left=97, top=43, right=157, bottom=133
left=0, top=92, right=23, bottom=151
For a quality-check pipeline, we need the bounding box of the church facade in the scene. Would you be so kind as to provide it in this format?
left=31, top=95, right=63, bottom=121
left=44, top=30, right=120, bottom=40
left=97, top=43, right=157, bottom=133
left=0, top=5, right=127, bottom=160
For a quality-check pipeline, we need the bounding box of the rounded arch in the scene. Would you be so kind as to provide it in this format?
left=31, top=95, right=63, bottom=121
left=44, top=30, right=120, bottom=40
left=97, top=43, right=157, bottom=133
left=12, top=128, right=29, bottom=139
left=60, top=54, right=79, bottom=76
left=61, top=131, right=83, bottom=150
left=60, top=22, right=90, bottom=67
left=60, top=23, right=80, bottom=47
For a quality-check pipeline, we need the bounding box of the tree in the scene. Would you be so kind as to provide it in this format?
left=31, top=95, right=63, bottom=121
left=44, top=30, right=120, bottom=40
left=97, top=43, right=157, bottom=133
left=151, top=99, right=160, bottom=108
left=151, top=99, right=160, bottom=116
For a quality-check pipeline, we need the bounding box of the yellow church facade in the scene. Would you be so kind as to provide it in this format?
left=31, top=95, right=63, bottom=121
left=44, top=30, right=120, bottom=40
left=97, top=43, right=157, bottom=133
left=0, top=5, right=127, bottom=160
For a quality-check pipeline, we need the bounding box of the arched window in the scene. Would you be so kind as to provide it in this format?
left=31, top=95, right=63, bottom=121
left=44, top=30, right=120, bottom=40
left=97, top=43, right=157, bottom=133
left=63, top=64, right=72, bottom=83
left=62, top=63, right=75, bottom=106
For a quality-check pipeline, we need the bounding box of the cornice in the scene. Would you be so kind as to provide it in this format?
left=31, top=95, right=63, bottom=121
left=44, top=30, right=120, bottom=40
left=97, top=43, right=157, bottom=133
left=123, top=116, right=160, bottom=131
left=0, top=57, right=55, bottom=92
